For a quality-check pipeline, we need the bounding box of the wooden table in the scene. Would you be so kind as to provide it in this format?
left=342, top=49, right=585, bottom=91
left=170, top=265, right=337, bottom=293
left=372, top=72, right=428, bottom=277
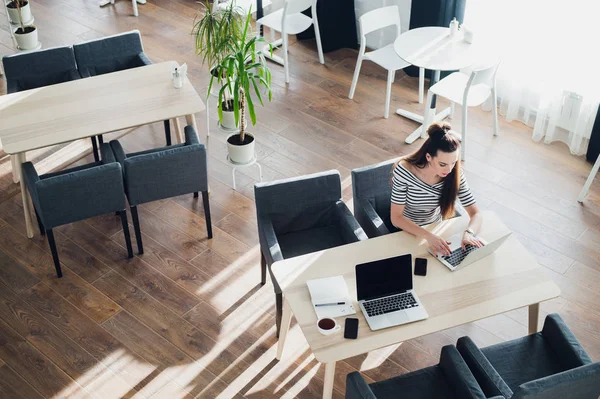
left=0, top=61, right=205, bottom=238
left=272, top=211, right=560, bottom=399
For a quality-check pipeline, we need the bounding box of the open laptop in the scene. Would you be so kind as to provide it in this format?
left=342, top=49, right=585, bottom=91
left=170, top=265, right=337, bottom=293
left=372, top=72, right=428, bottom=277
left=356, top=254, right=428, bottom=331
left=428, top=232, right=512, bottom=271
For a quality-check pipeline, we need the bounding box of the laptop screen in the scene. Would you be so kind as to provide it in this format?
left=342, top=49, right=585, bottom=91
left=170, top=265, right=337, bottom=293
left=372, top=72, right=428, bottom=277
left=356, top=254, right=413, bottom=301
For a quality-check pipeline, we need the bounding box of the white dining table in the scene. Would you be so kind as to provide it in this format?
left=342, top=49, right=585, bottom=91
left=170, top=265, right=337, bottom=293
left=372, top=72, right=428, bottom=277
left=394, top=26, right=480, bottom=144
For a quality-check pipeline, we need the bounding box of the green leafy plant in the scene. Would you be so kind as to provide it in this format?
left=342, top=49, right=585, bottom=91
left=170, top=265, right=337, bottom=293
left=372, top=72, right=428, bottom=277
left=211, top=8, right=272, bottom=143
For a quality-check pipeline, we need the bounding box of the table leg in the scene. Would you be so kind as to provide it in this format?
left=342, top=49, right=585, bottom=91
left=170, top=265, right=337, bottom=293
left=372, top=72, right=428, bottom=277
left=257, top=0, right=264, bottom=36
left=185, top=114, right=198, bottom=133
left=323, top=362, right=336, bottom=399
left=172, top=118, right=183, bottom=144
left=16, top=153, right=34, bottom=238
left=401, top=70, right=445, bottom=144
left=11, top=155, right=20, bottom=183
left=528, top=303, right=540, bottom=334
left=276, top=297, right=292, bottom=360
left=578, top=154, right=600, bottom=202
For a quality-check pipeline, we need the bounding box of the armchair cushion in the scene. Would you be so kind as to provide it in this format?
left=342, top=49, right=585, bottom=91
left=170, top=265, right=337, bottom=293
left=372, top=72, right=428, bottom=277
left=482, top=334, right=567, bottom=391
left=277, top=225, right=347, bottom=259
left=512, top=363, right=600, bottom=399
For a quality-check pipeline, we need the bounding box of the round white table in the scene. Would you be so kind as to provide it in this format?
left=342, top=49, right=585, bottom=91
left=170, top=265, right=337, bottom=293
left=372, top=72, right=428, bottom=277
left=394, top=26, right=480, bottom=144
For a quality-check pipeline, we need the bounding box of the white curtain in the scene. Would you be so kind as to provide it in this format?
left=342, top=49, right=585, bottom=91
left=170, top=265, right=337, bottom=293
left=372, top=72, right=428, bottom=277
left=354, top=0, right=412, bottom=49
left=464, top=0, right=600, bottom=156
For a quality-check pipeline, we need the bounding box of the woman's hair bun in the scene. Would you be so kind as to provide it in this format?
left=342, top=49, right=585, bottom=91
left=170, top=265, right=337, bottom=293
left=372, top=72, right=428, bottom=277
left=426, top=121, right=452, bottom=140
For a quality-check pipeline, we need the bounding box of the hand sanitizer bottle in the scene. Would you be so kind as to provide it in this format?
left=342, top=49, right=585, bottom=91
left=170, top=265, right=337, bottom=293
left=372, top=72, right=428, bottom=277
left=449, top=17, right=459, bottom=38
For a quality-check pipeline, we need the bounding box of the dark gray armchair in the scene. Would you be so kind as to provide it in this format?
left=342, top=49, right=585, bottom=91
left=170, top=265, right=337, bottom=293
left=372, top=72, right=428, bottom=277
left=255, top=170, right=368, bottom=336
left=110, top=125, right=211, bottom=255
left=347, top=345, right=503, bottom=399
left=457, top=313, right=600, bottom=399
left=22, top=144, right=133, bottom=278
left=1, top=46, right=104, bottom=162
left=351, top=159, right=400, bottom=238
left=73, top=30, right=172, bottom=146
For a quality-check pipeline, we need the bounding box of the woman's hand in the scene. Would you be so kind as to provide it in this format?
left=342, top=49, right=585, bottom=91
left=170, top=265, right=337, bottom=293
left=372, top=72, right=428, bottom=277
left=462, top=232, right=484, bottom=250
left=426, top=233, right=452, bottom=256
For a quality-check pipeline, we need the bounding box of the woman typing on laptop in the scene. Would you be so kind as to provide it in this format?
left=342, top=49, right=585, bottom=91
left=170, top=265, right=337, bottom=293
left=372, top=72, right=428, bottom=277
left=391, top=122, right=483, bottom=256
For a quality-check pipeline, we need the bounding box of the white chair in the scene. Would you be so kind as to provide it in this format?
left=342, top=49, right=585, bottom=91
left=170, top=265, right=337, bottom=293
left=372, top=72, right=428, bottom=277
left=348, top=5, right=425, bottom=119
left=422, top=60, right=500, bottom=160
left=256, top=0, right=324, bottom=84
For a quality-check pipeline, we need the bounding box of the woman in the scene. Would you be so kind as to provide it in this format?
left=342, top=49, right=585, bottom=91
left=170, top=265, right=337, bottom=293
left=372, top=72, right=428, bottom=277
left=391, top=122, right=483, bottom=256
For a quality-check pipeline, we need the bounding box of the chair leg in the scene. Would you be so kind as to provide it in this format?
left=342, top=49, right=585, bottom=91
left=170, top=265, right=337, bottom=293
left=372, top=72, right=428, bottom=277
left=275, top=292, right=283, bottom=338
left=312, top=5, right=325, bottom=65
left=98, top=135, right=104, bottom=145
left=450, top=102, right=455, bottom=118
left=422, top=89, right=435, bottom=133
left=418, top=67, right=425, bottom=104
left=91, top=137, right=99, bottom=162
left=119, top=210, right=134, bottom=258
left=283, top=33, right=290, bottom=84
left=46, top=229, right=62, bottom=278
left=164, top=120, right=172, bottom=146
left=132, top=0, right=138, bottom=16
left=260, top=250, right=267, bottom=285
left=461, top=105, right=468, bottom=161
left=202, top=191, right=213, bottom=239
left=384, top=69, right=395, bottom=119
left=348, top=56, right=363, bottom=99
left=130, top=206, right=143, bottom=255
left=492, top=88, right=499, bottom=136
left=34, top=208, right=45, bottom=236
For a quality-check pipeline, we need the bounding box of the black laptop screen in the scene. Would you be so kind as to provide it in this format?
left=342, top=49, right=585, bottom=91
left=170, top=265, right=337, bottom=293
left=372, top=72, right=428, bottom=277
left=356, top=254, right=413, bottom=301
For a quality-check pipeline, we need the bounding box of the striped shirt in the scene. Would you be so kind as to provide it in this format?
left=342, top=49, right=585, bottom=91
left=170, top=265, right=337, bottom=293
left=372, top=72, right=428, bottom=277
left=391, top=162, right=476, bottom=226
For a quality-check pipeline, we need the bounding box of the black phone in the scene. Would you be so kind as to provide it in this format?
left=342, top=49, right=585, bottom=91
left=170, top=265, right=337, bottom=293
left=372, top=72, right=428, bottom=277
left=344, top=318, right=359, bottom=339
left=415, top=258, right=427, bottom=276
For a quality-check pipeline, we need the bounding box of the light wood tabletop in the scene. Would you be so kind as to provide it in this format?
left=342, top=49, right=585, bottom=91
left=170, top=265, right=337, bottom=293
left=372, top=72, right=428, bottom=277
left=0, top=61, right=205, bottom=238
left=272, top=211, right=560, bottom=399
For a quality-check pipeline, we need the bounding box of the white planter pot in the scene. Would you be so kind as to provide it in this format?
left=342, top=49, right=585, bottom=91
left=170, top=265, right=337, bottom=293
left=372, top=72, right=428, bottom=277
left=7, top=2, right=32, bottom=25
left=210, top=80, right=222, bottom=97
left=14, top=25, right=38, bottom=50
left=221, top=109, right=238, bottom=130
left=227, top=132, right=255, bottom=164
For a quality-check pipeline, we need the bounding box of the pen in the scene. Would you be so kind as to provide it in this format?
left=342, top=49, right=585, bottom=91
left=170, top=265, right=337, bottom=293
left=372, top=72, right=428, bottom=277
left=315, top=302, right=346, bottom=307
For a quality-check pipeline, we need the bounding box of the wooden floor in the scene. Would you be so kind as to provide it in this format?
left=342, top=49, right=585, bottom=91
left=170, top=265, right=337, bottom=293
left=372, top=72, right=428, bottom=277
left=1, top=1, right=600, bottom=398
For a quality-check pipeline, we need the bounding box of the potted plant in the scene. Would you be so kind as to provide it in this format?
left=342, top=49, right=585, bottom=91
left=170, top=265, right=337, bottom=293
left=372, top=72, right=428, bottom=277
left=10, top=0, right=37, bottom=50
left=6, top=0, right=32, bottom=26
left=192, top=0, right=244, bottom=130
left=212, top=8, right=272, bottom=164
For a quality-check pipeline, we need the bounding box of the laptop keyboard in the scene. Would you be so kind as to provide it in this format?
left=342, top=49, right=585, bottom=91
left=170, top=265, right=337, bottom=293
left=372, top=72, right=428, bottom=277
left=363, top=292, right=418, bottom=317
left=442, top=244, right=479, bottom=267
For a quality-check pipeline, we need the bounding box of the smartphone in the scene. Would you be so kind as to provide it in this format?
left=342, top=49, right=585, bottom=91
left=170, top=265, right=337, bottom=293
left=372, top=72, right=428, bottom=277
left=344, top=318, right=359, bottom=339
left=415, top=258, right=427, bottom=276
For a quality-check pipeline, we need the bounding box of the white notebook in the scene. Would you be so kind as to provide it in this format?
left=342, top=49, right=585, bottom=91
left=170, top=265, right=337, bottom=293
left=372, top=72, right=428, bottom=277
left=306, top=276, right=356, bottom=319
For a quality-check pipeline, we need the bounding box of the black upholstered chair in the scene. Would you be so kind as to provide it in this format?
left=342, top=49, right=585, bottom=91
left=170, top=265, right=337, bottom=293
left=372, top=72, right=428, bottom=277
left=21, top=144, right=133, bottom=278
left=457, top=314, right=600, bottom=399
left=255, top=170, right=368, bottom=336
left=73, top=30, right=172, bottom=146
left=351, top=158, right=400, bottom=238
left=346, top=345, right=503, bottom=399
left=1, top=46, right=104, bottom=161
left=110, top=125, right=211, bottom=255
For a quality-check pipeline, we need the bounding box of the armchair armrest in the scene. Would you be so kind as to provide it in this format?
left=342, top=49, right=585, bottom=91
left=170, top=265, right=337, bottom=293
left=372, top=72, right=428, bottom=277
left=439, top=345, right=487, bottom=399
left=346, top=372, right=377, bottom=399
left=184, top=125, right=200, bottom=145
left=100, top=143, right=116, bottom=164
left=542, top=313, right=592, bottom=369
left=457, top=337, right=513, bottom=399
left=355, top=199, right=390, bottom=238
left=21, top=162, right=42, bottom=214
left=135, top=52, right=152, bottom=66
left=333, top=200, right=368, bottom=244
left=36, top=163, right=126, bottom=229
left=6, top=78, right=19, bottom=94
left=110, top=140, right=128, bottom=167
left=513, top=362, right=600, bottom=399
left=258, top=214, right=283, bottom=266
